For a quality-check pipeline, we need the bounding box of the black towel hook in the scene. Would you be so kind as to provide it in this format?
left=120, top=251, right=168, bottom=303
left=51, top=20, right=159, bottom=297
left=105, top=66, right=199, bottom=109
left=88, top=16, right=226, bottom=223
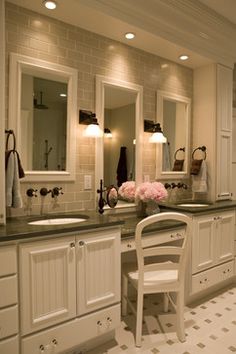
left=5, top=129, right=16, bottom=151
left=192, top=146, right=207, bottom=160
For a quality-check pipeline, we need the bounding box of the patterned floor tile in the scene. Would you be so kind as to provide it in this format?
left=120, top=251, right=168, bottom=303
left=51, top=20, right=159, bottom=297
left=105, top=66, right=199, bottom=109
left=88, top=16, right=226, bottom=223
left=87, top=286, right=236, bottom=354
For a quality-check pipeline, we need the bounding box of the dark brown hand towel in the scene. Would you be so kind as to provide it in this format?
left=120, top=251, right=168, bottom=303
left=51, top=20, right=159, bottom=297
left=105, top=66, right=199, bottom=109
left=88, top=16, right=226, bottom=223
left=190, top=159, right=203, bottom=175
left=172, top=159, right=184, bottom=171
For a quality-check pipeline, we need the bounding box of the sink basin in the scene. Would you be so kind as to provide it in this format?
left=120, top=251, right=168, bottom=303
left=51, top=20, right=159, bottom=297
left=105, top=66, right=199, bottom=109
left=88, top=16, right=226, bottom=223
left=177, top=203, right=209, bottom=207
left=28, top=217, right=87, bottom=226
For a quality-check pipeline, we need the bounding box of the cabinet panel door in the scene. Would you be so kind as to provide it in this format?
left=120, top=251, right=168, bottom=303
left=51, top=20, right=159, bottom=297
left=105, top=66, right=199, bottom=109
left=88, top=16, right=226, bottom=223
left=20, top=236, right=76, bottom=335
left=77, top=228, right=120, bottom=315
left=216, top=132, right=232, bottom=200
left=217, top=64, right=232, bottom=132
left=216, top=211, right=235, bottom=263
left=192, top=216, right=215, bottom=274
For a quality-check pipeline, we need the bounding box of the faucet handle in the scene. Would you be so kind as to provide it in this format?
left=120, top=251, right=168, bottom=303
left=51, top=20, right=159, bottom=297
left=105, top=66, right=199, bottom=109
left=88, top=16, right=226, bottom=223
left=40, top=188, right=51, bottom=196
left=52, top=187, right=63, bottom=198
left=26, top=188, right=38, bottom=197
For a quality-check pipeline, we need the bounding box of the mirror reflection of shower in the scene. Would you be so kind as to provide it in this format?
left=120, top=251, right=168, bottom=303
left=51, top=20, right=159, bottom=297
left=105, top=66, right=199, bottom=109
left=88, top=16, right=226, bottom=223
left=20, top=75, right=67, bottom=171
left=44, top=139, right=53, bottom=170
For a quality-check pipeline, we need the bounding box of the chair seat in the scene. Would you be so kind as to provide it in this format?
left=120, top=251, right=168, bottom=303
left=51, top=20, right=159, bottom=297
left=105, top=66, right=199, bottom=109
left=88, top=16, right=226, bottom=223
left=125, top=263, right=179, bottom=291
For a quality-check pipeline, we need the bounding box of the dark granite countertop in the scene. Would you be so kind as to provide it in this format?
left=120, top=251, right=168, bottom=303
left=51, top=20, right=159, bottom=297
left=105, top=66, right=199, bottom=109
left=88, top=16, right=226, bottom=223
left=0, top=200, right=235, bottom=243
left=159, top=199, right=236, bottom=214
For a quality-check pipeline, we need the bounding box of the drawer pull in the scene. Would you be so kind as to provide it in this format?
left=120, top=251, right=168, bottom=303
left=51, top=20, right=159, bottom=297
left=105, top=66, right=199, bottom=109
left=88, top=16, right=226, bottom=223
left=170, top=234, right=174, bottom=238
left=52, top=338, right=58, bottom=345
left=127, top=243, right=132, bottom=248
left=107, top=317, right=112, bottom=323
left=79, top=241, right=85, bottom=247
left=39, top=344, right=45, bottom=352
left=97, top=320, right=102, bottom=326
left=70, top=242, right=75, bottom=248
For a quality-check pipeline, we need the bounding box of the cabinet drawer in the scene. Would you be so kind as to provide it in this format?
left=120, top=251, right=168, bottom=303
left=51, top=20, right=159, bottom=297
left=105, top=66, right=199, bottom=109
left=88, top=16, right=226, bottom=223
left=121, top=228, right=184, bottom=253
left=0, top=275, right=18, bottom=308
left=0, top=305, right=18, bottom=340
left=0, top=335, right=19, bottom=354
left=0, top=246, right=17, bottom=276
left=192, top=261, right=234, bottom=294
left=22, top=304, right=120, bottom=354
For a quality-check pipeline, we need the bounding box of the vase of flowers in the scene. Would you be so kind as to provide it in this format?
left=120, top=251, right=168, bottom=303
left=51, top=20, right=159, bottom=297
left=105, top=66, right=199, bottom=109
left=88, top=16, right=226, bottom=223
left=135, top=181, right=167, bottom=216
left=118, top=181, right=136, bottom=202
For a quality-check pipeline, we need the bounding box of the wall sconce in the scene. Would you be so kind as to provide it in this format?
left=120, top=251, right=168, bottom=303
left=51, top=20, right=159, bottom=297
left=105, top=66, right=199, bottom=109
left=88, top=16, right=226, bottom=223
left=79, top=110, right=102, bottom=137
left=104, top=128, right=112, bottom=138
left=144, top=120, right=167, bottom=143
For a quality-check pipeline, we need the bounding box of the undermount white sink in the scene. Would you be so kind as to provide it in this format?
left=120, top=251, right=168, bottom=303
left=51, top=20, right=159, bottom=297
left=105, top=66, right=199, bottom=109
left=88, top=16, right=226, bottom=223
left=28, top=218, right=87, bottom=226
left=177, top=203, right=209, bottom=207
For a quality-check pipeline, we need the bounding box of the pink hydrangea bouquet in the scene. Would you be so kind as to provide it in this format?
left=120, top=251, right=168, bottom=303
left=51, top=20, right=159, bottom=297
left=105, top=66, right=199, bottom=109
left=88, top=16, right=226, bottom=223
left=135, top=181, right=167, bottom=203
left=118, top=181, right=136, bottom=202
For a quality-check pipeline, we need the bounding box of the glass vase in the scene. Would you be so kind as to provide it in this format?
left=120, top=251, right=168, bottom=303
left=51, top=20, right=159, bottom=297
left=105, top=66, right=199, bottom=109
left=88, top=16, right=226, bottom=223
left=145, top=200, right=160, bottom=216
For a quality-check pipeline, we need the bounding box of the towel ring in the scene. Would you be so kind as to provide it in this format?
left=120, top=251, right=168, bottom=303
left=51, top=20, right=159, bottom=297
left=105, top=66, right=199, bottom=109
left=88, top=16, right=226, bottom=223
left=192, top=146, right=207, bottom=160
left=5, top=129, right=16, bottom=151
left=174, top=147, right=185, bottom=160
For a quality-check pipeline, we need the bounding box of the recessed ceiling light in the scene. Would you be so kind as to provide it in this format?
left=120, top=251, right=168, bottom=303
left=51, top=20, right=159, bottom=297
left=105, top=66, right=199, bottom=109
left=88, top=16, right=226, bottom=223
left=179, top=54, right=189, bottom=61
left=125, top=32, right=135, bottom=40
left=43, top=0, right=57, bottom=10
left=60, top=93, right=67, bottom=97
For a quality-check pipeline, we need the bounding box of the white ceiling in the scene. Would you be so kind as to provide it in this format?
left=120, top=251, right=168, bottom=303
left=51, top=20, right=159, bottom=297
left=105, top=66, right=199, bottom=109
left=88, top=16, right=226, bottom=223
left=7, top=0, right=236, bottom=68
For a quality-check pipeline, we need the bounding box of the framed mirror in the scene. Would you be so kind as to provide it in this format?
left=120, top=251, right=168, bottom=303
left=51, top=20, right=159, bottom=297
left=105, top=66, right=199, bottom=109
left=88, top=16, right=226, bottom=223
left=156, top=90, right=191, bottom=179
left=8, top=53, right=78, bottom=181
left=95, top=75, right=143, bottom=208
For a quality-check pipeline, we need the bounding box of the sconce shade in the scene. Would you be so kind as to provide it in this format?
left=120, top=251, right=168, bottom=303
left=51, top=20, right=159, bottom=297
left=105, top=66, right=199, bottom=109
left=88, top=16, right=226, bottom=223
left=104, top=128, right=112, bottom=138
left=144, top=119, right=167, bottom=143
left=79, top=110, right=102, bottom=137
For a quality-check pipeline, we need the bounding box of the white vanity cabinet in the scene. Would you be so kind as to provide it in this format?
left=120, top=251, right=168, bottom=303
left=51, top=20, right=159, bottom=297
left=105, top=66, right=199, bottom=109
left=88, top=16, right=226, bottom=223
left=20, top=236, right=77, bottom=335
left=191, top=210, right=235, bottom=294
left=193, top=63, right=233, bottom=201
left=77, top=228, right=120, bottom=315
left=19, top=226, right=121, bottom=354
left=0, top=245, right=19, bottom=354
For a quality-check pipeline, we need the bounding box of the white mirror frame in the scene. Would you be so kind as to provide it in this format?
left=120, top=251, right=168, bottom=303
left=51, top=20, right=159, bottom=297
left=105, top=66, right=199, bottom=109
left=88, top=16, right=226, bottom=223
left=95, top=75, right=143, bottom=204
left=156, top=90, right=191, bottom=180
left=8, top=53, right=78, bottom=182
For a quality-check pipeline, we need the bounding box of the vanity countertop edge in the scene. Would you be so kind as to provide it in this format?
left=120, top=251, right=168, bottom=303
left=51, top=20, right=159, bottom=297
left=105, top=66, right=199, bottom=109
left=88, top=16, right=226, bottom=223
left=1, top=200, right=236, bottom=243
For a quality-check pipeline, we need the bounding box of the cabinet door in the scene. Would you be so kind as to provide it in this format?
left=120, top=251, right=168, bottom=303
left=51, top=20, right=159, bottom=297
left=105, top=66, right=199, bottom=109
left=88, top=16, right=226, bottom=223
left=216, top=64, right=232, bottom=200
left=216, top=211, right=235, bottom=263
left=192, top=215, right=215, bottom=274
left=77, top=228, right=120, bottom=315
left=20, top=236, right=76, bottom=335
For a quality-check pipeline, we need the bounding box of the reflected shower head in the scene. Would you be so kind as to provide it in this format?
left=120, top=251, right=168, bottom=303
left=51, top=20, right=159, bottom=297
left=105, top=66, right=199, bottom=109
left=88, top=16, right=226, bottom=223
left=34, top=91, right=48, bottom=110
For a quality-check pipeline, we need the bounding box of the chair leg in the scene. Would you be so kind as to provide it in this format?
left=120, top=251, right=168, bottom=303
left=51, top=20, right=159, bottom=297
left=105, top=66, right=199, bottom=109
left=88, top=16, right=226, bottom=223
left=176, top=291, right=186, bottom=342
left=135, top=290, right=144, bottom=347
left=163, top=292, right=169, bottom=313
left=121, top=273, right=128, bottom=316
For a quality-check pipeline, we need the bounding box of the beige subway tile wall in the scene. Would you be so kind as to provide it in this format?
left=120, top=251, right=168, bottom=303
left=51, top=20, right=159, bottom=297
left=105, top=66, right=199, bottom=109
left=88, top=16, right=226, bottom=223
left=5, top=2, right=193, bottom=217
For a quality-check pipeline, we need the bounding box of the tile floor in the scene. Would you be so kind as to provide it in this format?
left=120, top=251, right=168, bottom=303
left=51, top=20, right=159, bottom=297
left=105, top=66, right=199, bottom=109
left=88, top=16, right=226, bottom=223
left=87, top=285, right=236, bottom=354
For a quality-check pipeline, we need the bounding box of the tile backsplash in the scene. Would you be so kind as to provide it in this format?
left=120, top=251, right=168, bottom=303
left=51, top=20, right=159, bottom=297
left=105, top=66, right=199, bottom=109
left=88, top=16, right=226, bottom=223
left=5, top=2, right=193, bottom=217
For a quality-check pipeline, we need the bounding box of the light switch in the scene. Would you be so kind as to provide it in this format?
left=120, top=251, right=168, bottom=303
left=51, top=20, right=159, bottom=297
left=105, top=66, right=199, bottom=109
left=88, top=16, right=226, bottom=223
left=84, top=175, right=92, bottom=190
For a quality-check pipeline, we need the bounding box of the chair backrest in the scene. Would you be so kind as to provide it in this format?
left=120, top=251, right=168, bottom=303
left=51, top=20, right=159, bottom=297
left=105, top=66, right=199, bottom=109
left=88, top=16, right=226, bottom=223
left=135, top=212, right=192, bottom=285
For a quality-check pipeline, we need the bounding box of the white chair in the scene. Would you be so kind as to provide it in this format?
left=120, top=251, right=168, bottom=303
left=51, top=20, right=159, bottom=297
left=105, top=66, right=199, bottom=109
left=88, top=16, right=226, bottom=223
left=121, top=211, right=192, bottom=347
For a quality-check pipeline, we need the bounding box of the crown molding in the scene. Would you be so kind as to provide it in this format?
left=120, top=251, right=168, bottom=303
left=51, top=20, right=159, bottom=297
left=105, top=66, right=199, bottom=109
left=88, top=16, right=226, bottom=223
left=80, top=0, right=236, bottom=67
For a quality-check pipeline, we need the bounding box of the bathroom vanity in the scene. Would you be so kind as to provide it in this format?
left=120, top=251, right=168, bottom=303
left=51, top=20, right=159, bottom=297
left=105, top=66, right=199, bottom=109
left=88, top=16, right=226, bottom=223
left=0, top=202, right=236, bottom=354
